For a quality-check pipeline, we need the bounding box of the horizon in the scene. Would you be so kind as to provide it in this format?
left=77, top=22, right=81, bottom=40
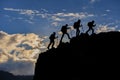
left=0, top=0, right=120, bottom=75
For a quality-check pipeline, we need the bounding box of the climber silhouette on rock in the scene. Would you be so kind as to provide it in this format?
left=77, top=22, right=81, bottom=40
left=60, top=24, right=71, bottom=42
left=47, top=32, right=58, bottom=49
left=73, top=19, right=82, bottom=37
left=86, top=20, right=96, bottom=34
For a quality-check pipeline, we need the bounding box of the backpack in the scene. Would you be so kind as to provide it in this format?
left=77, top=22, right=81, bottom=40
left=87, top=22, right=92, bottom=27
left=49, top=34, right=54, bottom=40
left=73, top=22, right=77, bottom=29
left=87, top=22, right=95, bottom=27
left=61, top=26, right=66, bottom=32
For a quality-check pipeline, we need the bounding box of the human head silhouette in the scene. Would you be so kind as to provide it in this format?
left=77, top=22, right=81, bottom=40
left=92, top=20, right=95, bottom=23
left=65, top=24, right=68, bottom=26
left=53, top=32, right=56, bottom=35
left=78, top=19, right=81, bottom=22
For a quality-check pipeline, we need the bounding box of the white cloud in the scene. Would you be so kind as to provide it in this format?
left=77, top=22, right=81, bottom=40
left=4, top=8, right=21, bottom=12
left=0, top=31, right=44, bottom=61
left=24, top=19, right=34, bottom=24
left=4, top=8, right=39, bottom=16
left=3, top=8, right=94, bottom=21
left=90, top=0, right=100, bottom=4
left=0, top=31, right=46, bottom=75
left=37, top=13, right=50, bottom=18
left=50, top=12, right=94, bottom=22
left=51, top=16, right=65, bottom=21
left=54, top=12, right=94, bottom=18
left=96, top=24, right=116, bottom=33
left=36, top=12, right=95, bottom=27
left=90, top=0, right=96, bottom=3
left=106, top=9, right=111, bottom=12
left=51, top=22, right=59, bottom=26
left=19, top=10, right=35, bottom=15
left=3, top=8, right=95, bottom=27
left=19, top=10, right=39, bottom=19
left=102, top=14, right=107, bottom=16
left=3, top=8, right=39, bottom=21
left=37, top=12, right=95, bottom=21
left=90, top=0, right=99, bottom=3
left=41, top=8, right=48, bottom=13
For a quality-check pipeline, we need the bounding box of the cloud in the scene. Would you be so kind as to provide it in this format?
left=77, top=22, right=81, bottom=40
left=24, top=19, right=34, bottom=24
left=90, top=0, right=98, bottom=3
left=3, top=8, right=39, bottom=21
left=3, top=7, right=95, bottom=28
left=0, top=59, right=35, bottom=75
left=51, top=22, right=59, bottom=26
left=0, top=31, right=44, bottom=63
left=53, top=12, right=94, bottom=19
left=51, top=16, right=65, bottom=21
left=4, top=8, right=21, bottom=12
left=96, top=24, right=117, bottom=33
left=0, top=31, right=46, bottom=75
left=102, top=14, right=107, bottom=16
left=37, top=13, right=50, bottom=18
left=4, top=8, right=39, bottom=16
left=21, top=10, right=37, bottom=15
left=36, top=12, right=95, bottom=26
left=49, top=12, right=94, bottom=26
left=105, top=9, right=111, bottom=12
left=90, top=0, right=96, bottom=3
left=41, top=8, right=48, bottom=13
left=89, top=0, right=100, bottom=4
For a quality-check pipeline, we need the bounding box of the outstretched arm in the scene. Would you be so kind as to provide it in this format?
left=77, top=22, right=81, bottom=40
left=93, top=24, right=96, bottom=27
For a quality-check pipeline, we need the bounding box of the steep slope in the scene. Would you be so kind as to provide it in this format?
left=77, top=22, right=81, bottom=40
left=0, top=70, right=15, bottom=80
left=0, top=70, right=33, bottom=80
left=33, top=31, right=120, bottom=80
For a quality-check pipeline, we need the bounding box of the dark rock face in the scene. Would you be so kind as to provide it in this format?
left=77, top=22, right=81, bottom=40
left=33, top=31, right=120, bottom=80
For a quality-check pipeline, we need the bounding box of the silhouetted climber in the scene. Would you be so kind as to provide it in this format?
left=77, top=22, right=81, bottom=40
left=60, top=24, right=71, bottom=42
left=86, top=20, right=96, bottom=34
left=73, top=19, right=82, bottom=37
left=47, top=32, right=58, bottom=49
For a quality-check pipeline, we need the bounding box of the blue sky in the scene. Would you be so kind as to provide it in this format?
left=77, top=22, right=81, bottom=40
left=0, top=0, right=120, bottom=75
left=0, top=0, right=120, bottom=36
